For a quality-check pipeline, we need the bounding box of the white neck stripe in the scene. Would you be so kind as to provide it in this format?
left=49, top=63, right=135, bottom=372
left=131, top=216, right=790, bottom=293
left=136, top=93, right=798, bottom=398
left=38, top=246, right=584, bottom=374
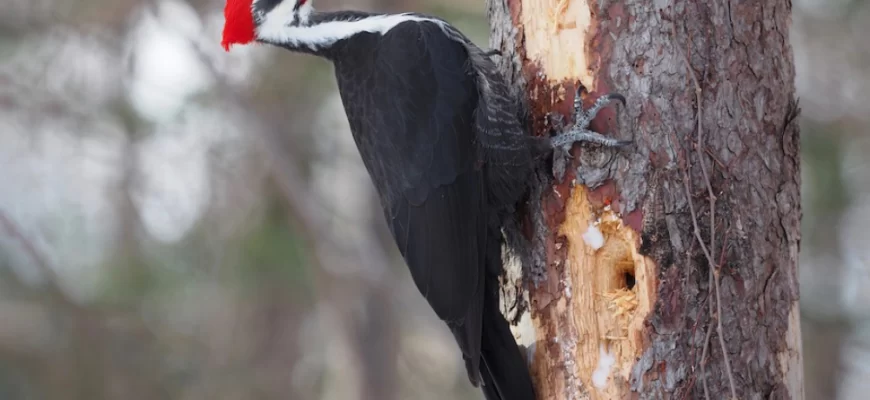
left=256, top=11, right=445, bottom=50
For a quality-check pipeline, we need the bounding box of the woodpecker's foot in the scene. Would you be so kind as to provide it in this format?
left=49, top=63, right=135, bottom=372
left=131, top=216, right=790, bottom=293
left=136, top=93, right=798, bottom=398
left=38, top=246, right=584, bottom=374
left=483, top=49, right=501, bottom=57
left=550, top=129, right=632, bottom=150
left=548, top=90, right=631, bottom=152
left=548, top=90, right=630, bottom=182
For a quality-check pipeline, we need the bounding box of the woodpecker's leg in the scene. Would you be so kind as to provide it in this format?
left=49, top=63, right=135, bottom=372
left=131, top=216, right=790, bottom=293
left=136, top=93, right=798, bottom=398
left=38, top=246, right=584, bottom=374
left=549, top=90, right=631, bottom=151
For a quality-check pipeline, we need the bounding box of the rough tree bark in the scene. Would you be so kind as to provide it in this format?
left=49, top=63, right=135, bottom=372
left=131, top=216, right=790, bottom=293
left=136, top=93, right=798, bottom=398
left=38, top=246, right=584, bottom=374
left=487, top=0, right=803, bottom=399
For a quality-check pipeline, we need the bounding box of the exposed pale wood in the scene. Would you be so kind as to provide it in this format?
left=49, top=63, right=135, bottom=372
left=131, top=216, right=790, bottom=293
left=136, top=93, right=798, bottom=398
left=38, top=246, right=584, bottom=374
left=519, top=0, right=595, bottom=88
left=779, top=304, right=805, bottom=399
left=526, top=186, right=656, bottom=399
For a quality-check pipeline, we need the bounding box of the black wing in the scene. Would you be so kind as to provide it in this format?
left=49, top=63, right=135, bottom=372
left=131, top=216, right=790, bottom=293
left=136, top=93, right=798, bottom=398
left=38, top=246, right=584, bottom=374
left=333, top=20, right=485, bottom=326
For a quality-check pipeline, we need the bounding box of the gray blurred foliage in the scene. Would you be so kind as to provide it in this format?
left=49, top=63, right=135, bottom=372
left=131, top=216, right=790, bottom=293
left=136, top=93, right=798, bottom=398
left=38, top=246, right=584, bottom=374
left=0, top=0, right=867, bottom=399
left=794, top=1, right=870, bottom=399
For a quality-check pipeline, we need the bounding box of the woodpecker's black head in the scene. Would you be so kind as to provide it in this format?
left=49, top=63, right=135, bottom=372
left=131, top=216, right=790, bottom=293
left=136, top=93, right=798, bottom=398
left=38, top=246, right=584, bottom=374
left=222, top=0, right=314, bottom=51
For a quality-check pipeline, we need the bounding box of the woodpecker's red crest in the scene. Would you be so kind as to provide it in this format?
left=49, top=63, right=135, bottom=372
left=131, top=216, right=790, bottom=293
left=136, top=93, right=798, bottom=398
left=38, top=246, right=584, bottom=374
left=221, top=0, right=256, bottom=51
left=222, top=0, right=313, bottom=51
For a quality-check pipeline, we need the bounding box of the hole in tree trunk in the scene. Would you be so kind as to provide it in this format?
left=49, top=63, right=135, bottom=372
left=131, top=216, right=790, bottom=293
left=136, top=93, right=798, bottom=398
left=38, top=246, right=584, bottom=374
left=608, top=255, right=636, bottom=292
left=624, top=271, right=636, bottom=290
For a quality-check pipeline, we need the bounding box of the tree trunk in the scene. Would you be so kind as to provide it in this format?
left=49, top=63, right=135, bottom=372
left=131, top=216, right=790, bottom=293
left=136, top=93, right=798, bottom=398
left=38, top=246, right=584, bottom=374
left=487, top=0, right=804, bottom=399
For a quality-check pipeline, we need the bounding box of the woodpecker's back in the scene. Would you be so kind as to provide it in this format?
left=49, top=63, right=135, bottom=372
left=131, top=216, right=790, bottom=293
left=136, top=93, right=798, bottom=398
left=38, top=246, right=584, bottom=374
left=324, top=17, right=537, bottom=400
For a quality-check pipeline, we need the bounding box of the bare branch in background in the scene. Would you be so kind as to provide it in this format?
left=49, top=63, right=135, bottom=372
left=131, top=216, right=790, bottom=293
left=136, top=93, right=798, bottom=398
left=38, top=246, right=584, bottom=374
left=0, top=210, right=70, bottom=305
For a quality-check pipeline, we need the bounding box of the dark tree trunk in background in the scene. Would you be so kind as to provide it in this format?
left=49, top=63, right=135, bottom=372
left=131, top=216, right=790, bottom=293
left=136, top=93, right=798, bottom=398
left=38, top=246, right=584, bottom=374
left=487, top=0, right=803, bottom=398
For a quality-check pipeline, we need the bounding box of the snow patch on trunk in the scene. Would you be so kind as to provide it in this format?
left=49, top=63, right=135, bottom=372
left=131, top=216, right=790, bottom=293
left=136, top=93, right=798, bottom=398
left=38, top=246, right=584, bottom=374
left=583, top=225, right=605, bottom=249
left=592, top=344, right=615, bottom=388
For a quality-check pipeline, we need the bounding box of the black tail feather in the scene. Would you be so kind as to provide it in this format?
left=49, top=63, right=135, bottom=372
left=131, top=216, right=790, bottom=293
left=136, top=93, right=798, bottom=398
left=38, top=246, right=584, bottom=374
left=475, top=285, right=535, bottom=400
left=475, top=229, right=535, bottom=400
left=449, top=220, right=535, bottom=399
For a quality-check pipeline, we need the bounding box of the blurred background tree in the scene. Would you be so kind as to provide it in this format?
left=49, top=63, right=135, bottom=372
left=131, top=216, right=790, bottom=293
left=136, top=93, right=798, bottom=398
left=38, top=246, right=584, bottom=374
left=0, top=0, right=867, bottom=399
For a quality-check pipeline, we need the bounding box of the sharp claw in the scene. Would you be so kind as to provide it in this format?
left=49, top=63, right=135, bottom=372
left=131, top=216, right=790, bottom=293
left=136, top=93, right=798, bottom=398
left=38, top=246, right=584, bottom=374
left=483, top=49, right=501, bottom=57
left=607, top=93, right=627, bottom=106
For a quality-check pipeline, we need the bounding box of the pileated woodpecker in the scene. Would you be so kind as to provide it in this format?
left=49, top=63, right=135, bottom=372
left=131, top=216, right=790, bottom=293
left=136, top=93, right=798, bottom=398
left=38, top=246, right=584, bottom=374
left=222, top=1, right=629, bottom=398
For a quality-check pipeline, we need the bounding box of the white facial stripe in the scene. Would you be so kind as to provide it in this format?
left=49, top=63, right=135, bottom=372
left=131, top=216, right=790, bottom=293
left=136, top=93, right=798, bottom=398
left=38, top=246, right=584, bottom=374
left=256, top=9, right=444, bottom=50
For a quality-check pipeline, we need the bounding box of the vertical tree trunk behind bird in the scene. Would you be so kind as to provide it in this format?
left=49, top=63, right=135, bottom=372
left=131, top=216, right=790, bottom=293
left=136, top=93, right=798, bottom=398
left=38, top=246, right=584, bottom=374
left=486, top=0, right=804, bottom=398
